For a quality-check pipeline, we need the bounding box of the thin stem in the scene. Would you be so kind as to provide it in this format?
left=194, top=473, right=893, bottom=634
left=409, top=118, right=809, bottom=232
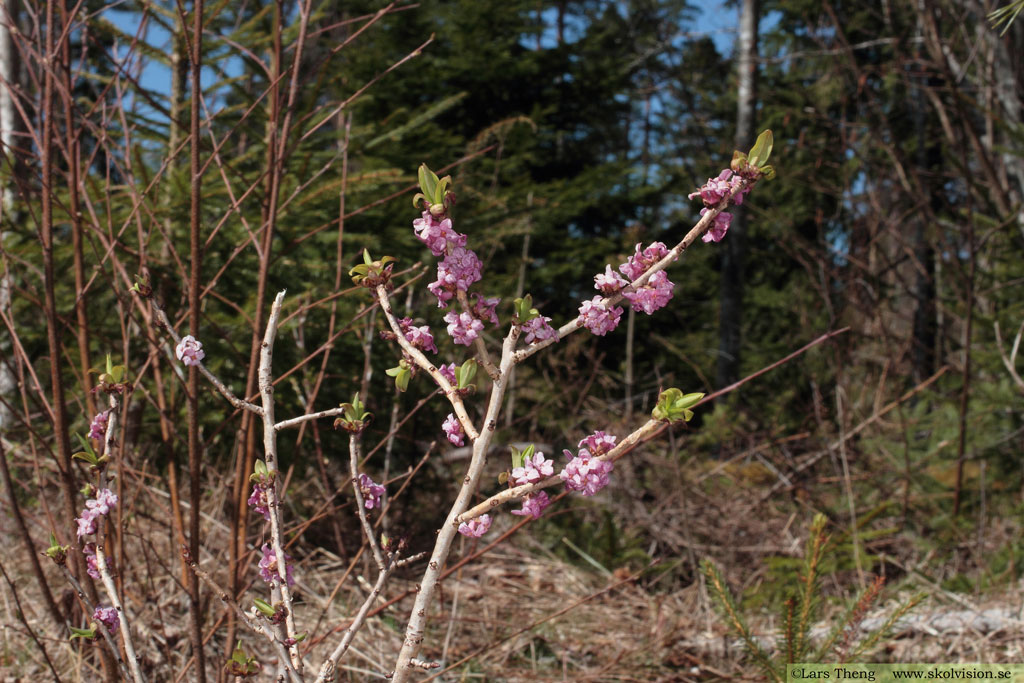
left=348, top=434, right=386, bottom=570
left=150, top=301, right=264, bottom=415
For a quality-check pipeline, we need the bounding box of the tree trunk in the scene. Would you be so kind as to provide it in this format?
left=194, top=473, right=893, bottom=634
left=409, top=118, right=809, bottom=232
left=717, top=0, right=758, bottom=389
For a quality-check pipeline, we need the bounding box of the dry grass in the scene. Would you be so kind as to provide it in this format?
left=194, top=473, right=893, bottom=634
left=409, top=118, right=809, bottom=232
left=3, top=434, right=1024, bottom=681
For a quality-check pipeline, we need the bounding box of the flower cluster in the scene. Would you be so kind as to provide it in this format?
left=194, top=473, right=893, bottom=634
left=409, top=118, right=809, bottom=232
left=417, top=210, right=483, bottom=309
left=88, top=410, right=110, bottom=441
left=688, top=169, right=749, bottom=243
left=444, top=311, right=484, bottom=346
left=93, top=605, right=119, bottom=635
left=578, top=296, right=624, bottom=336
left=413, top=211, right=463, bottom=256
left=175, top=335, right=205, bottom=366
left=511, top=491, right=551, bottom=520
left=521, top=315, right=557, bottom=345
left=438, top=362, right=457, bottom=386
left=619, top=242, right=676, bottom=314
left=458, top=514, right=492, bottom=538
left=442, top=413, right=465, bottom=446
left=398, top=317, right=438, bottom=354
left=560, top=444, right=614, bottom=497
left=578, top=430, right=617, bottom=456
left=83, top=543, right=101, bottom=579
left=510, top=451, right=554, bottom=486
left=358, top=473, right=386, bottom=509
left=258, top=543, right=295, bottom=587
left=248, top=482, right=271, bottom=522
left=76, top=488, right=118, bottom=538
left=594, top=264, right=628, bottom=294
left=470, top=294, right=500, bottom=325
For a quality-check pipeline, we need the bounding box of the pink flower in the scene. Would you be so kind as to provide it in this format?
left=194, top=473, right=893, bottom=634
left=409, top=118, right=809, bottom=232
left=399, top=317, right=438, bottom=353
left=578, top=431, right=617, bottom=457
left=175, top=335, right=205, bottom=366
left=470, top=294, right=501, bottom=325
left=458, top=514, right=492, bottom=538
left=76, top=510, right=99, bottom=538
left=438, top=362, right=458, bottom=386
left=358, top=473, right=386, bottom=509
left=442, top=413, right=465, bottom=446
left=93, top=605, right=119, bottom=634
left=83, top=543, right=101, bottom=579
left=511, top=491, right=551, bottom=520
left=429, top=246, right=483, bottom=308
left=578, top=296, right=623, bottom=336
left=700, top=208, right=733, bottom=243
left=86, top=489, right=118, bottom=516
left=622, top=270, right=674, bottom=314
left=510, top=451, right=554, bottom=486
left=413, top=212, right=465, bottom=256
left=444, top=311, right=484, bottom=346
left=689, top=168, right=750, bottom=207
left=248, top=483, right=271, bottom=522
left=619, top=241, right=672, bottom=281
left=88, top=411, right=110, bottom=440
left=594, top=264, right=628, bottom=294
left=258, top=543, right=295, bottom=587
left=560, top=448, right=613, bottom=496
left=521, top=316, right=557, bottom=345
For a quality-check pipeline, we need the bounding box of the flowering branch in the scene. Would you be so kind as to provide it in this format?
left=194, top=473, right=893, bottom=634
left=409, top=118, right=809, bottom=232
left=390, top=323, right=520, bottom=681
left=148, top=299, right=264, bottom=415
left=182, top=545, right=299, bottom=682
left=92, top=395, right=146, bottom=683
left=456, top=419, right=662, bottom=524
left=58, top=566, right=134, bottom=682
left=512, top=176, right=755, bottom=365
left=348, top=435, right=386, bottom=570
left=257, top=290, right=303, bottom=673
left=375, top=284, right=480, bottom=441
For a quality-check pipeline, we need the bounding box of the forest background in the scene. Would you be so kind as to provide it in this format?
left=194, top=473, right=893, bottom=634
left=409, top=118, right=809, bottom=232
left=1, top=0, right=1023, bottom=680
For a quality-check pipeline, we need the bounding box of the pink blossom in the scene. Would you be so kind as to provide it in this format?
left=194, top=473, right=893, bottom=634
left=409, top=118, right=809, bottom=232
left=86, top=489, right=118, bottom=516
left=700, top=208, right=733, bottom=243
left=458, top=514, right=492, bottom=538
left=521, top=316, right=558, bottom=345
left=594, top=264, right=628, bottom=294
left=560, top=448, right=613, bottom=496
left=175, top=335, right=205, bottom=366
left=689, top=168, right=749, bottom=207
left=442, top=413, right=465, bottom=446
left=248, top=483, right=271, bottom=521
left=511, top=491, right=551, bottom=520
left=399, top=317, right=438, bottom=354
left=258, top=543, right=295, bottom=587
left=93, top=605, right=119, bottom=634
left=88, top=411, right=110, bottom=441
left=76, top=510, right=99, bottom=538
left=578, top=431, right=617, bottom=457
left=412, top=212, right=465, bottom=256
left=358, top=473, right=386, bottom=509
left=444, top=311, right=484, bottom=346
left=578, top=296, right=623, bottom=336
left=83, top=543, right=101, bottom=579
left=511, top=451, right=554, bottom=486
left=428, top=246, right=483, bottom=308
left=470, top=294, right=501, bottom=325
left=438, top=363, right=457, bottom=386
left=619, top=241, right=672, bottom=280
left=622, top=270, right=674, bottom=314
